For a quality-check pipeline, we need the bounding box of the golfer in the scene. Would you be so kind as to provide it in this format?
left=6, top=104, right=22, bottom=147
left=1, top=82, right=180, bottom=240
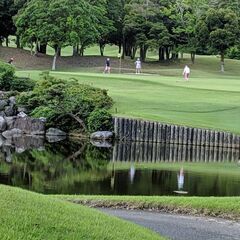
left=183, top=65, right=190, bottom=81
left=103, top=58, right=111, bottom=74
left=135, top=58, right=141, bottom=74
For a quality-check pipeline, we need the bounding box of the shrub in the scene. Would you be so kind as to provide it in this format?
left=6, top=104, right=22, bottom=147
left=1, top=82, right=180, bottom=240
left=10, top=77, right=36, bottom=92
left=227, top=46, right=240, bottom=60
left=0, top=61, right=35, bottom=91
left=17, top=72, right=113, bottom=133
left=0, top=61, right=15, bottom=90
left=87, top=109, right=113, bottom=132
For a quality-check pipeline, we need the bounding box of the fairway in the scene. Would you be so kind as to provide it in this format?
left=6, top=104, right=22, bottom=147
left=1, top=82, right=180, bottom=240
left=17, top=60, right=240, bottom=134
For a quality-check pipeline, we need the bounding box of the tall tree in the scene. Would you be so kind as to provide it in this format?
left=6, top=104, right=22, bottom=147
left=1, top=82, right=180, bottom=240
left=0, top=0, right=16, bottom=46
left=196, top=8, right=239, bottom=72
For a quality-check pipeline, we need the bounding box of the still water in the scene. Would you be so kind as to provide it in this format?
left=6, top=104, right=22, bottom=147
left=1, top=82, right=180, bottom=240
left=0, top=136, right=239, bottom=196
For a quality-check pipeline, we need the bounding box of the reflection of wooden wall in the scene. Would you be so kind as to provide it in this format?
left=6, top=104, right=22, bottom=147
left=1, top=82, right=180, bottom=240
left=114, top=117, right=240, bottom=149
left=112, top=142, right=240, bottom=162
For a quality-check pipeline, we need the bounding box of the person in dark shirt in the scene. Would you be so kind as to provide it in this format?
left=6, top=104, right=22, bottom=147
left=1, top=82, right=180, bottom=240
left=103, top=58, right=111, bottom=74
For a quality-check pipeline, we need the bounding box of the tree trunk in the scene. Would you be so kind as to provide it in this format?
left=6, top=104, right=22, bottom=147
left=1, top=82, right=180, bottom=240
left=159, top=47, right=165, bottom=61
left=52, top=46, right=60, bottom=71
left=131, top=46, right=137, bottom=59
left=72, top=46, right=78, bottom=56
left=66, top=113, right=87, bottom=131
left=16, top=35, right=21, bottom=48
left=118, top=43, right=122, bottom=54
left=220, top=52, right=224, bottom=72
left=191, top=52, right=195, bottom=64
left=79, top=46, right=84, bottom=56
left=140, top=45, right=148, bottom=62
left=34, top=39, right=38, bottom=56
left=6, top=37, right=9, bottom=47
left=30, top=42, right=33, bottom=56
left=99, top=43, right=105, bottom=56
left=39, top=43, right=47, bottom=54
left=166, top=47, right=170, bottom=60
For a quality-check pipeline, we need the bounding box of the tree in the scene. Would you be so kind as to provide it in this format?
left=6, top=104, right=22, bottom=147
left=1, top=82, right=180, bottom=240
left=17, top=72, right=113, bottom=133
left=0, top=0, right=16, bottom=46
left=196, top=8, right=239, bottom=72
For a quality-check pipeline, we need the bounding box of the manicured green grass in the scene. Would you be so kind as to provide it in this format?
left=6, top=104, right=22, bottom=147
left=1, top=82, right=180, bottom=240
left=57, top=194, right=240, bottom=220
left=107, top=162, right=240, bottom=176
left=16, top=55, right=240, bottom=134
left=0, top=185, right=164, bottom=240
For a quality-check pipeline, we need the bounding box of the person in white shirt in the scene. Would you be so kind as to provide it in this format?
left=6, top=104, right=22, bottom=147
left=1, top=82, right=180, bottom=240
left=183, top=65, right=190, bottom=81
left=135, top=58, right=141, bottom=74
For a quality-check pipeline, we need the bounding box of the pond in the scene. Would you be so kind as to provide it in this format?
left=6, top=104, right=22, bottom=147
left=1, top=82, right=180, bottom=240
left=0, top=136, right=239, bottom=196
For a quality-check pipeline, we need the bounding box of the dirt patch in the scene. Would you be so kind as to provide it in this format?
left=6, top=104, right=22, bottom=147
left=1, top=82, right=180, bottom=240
left=68, top=199, right=240, bottom=221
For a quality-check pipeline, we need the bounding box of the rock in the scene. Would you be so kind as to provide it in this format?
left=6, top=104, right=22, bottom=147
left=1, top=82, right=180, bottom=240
left=9, top=96, right=16, bottom=107
left=0, top=116, right=7, bottom=132
left=90, top=131, right=114, bottom=140
left=4, top=105, right=16, bottom=116
left=90, top=139, right=112, bottom=148
left=17, top=111, right=27, bottom=118
left=0, top=111, right=6, bottom=117
left=0, top=100, right=8, bottom=111
left=46, top=128, right=67, bottom=136
left=2, top=128, right=23, bottom=139
left=17, top=106, right=28, bottom=113
left=5, top=116, right=17, bottom=129
left=39, top=117, right=47, bottom=122
left=46, top=135, right=66, bottom=143
left=11, top=117, right=45, bottom=135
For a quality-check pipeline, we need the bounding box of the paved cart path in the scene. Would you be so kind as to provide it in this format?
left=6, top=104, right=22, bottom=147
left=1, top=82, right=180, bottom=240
left=100, top=208, right=240, bottom=240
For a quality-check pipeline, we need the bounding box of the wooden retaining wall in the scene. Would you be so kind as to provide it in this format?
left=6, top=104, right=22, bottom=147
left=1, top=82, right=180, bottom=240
left=112, top=142, right=240, bottom=163
left=113, top=117, right=240, bottom=149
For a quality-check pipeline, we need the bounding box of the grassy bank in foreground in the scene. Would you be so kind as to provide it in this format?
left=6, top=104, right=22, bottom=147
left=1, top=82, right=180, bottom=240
left=56, top=195, right=240, bottom=221
left=0, top=185, right=163, bottom=240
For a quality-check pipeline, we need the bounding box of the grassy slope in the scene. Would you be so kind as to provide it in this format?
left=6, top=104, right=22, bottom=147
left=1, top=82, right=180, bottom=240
left=57, top=195, right=240, bottom=220
left=17, top=56, right=240, bottom=133
left=0, top=185, right=163, bottom=240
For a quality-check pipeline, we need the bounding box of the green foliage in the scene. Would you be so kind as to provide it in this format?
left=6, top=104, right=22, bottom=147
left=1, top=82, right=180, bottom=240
left=0, top=61, right=15, bottom=90
left=87, top=108, right=113, bottom=132
left=227, top=46, right=240, bottom=60
left=196, top=8, right=239, bottom=68
left=0, top=61, right=35, bottom=91
left=10, top=76, right=35, bottom=91
left=17, top=72, right=113, bottom=132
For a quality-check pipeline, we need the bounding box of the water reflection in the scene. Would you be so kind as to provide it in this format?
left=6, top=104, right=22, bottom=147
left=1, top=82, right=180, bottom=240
left=0, top=138, right=239, bottom=196
left=113, top=142, right=240, bottom=162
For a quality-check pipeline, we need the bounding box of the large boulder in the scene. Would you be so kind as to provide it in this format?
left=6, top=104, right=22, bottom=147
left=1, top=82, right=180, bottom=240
left=90, top=131, right=114, bottom=140
left=0, top=100, right=8, bottom=111
left=90, top=139, right=112, bottom=148
left=0, top=116, right=7, bottom=132
left=5, top=116, right=17, bottom=129
left=2, top=128, right=23, bottom=139
left=46, top=128, right=66, bottom=136
left=4, top=105, right=16, bottom=117
left=46, top=135, right=66, bottom=143
left=11, top=117, right=45, bottom=135
left=9, top=96, right=16, bottom=107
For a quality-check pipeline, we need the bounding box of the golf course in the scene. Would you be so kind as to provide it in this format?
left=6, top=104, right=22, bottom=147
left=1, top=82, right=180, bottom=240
left=15, top=52, right=240, bottom=134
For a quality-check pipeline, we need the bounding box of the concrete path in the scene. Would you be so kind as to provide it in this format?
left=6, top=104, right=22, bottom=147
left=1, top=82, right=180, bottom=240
left=100, top=208, right=240, bottom=240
